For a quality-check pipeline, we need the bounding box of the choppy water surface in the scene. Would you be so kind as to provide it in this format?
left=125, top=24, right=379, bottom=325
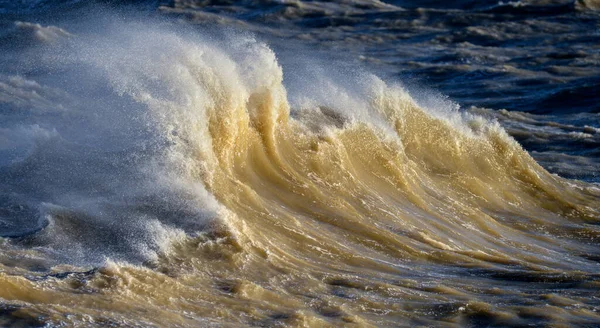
left=0, top=1, right=599, bottom=327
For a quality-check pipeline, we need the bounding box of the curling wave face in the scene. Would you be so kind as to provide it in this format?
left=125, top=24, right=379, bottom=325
left=0, top=20, right=599, bottom=327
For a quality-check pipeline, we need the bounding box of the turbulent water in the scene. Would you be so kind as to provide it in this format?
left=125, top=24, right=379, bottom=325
left=0, top=1, right=599, bottom=327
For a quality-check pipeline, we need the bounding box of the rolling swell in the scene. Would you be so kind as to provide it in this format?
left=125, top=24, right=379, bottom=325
left=0, top=17, right=598, bottom=327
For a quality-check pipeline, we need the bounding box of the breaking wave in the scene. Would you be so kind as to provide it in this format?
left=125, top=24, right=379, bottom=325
left=0, top=17, right=598, bottom=327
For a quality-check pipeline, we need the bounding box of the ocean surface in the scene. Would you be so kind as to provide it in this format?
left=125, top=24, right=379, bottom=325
left=0, top=0, right=599, bottom=327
